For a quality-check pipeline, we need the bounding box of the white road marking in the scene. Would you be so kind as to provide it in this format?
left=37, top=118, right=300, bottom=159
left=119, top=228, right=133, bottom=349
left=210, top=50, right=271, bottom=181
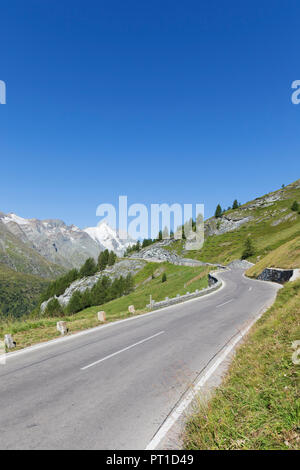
left=216, top=298, right=234, bottom=308
left=81, top=331, right=165, bottom=371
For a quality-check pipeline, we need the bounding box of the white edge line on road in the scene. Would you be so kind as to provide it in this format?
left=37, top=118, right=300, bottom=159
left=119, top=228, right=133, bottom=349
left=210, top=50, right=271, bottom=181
left=81, top=331, right=165, bottom=370
left=145, top=296, right=276, bottom=451
left=4, top=272, right=226, bottom=362
left=216, top=298, right=233, bottom=308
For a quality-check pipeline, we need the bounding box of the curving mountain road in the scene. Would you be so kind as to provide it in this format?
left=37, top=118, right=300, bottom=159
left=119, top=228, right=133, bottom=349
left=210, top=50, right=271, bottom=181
left=0, top=268, right=280, bottom=450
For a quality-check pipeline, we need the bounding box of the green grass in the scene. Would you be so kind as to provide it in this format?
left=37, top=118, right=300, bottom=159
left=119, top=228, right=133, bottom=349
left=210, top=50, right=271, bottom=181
left=0, top=262, right=211, bottom=351
left=184, top=279, right=300, bottom=450
left=246, top=235, right=300, bottom=278
left=181, top=181, right=300, bottom=266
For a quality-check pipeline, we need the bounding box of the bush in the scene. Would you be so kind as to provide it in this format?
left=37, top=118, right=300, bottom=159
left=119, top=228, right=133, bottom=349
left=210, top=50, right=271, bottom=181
left=291, top=201, right=299, bottom=212
left=162, top=273, right=167, bottom=283
left=242, top=237, right=255, bottom=259
left=44, top=298, right=64, bottom=317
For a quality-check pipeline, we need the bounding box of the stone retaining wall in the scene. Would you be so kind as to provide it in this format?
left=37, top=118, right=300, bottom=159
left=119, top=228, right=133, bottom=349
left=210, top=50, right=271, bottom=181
left=147, top=273, right=222, bottom=311
left=257, top=267, right=294, bottom=284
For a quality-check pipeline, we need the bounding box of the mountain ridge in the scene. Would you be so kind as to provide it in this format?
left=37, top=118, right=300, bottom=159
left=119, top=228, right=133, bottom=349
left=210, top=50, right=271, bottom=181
left=0, top=212, right=134, bottom=274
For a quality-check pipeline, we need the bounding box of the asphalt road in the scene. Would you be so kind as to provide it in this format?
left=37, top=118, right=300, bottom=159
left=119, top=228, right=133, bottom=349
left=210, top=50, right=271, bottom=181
left=0, top=268, right=280, bottom=450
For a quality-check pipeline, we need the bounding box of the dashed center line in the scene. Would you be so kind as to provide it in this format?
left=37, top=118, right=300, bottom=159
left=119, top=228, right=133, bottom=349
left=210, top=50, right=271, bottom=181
left=81, top=331, right=165, bottom=371
left=216, top=299, right=234, bottom=308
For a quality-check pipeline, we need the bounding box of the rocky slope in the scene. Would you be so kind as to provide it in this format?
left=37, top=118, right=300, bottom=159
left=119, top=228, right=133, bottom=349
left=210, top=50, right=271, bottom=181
left=41, top=259, right=146, bottom=310
left=204, top=180, right=300, bottom=237
left=129, top=240, right=211, bottom=267
left=0, top=218, right=65, bottom=278
left=184, top=179, right=300, bottom=265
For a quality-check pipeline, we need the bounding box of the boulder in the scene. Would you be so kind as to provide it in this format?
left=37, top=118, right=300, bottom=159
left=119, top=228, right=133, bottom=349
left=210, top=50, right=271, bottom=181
left=128, top=305, right=135, bottom=314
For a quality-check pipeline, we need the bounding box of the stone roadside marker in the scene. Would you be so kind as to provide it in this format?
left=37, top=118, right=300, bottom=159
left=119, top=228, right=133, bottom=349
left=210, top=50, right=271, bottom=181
left=4, top=334, right=16, bottom=349
left=97, top=311, right=106, bottom=322
left=128, top=305, right=135, bottom=314
left=56, top=321, right=68, bottom=335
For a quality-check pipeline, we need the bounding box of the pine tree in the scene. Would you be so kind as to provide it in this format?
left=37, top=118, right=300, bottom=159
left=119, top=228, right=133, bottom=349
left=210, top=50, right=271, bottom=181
left=162, top=272, right=167, bottom=283
left=124, top=273, right=134, bottom=294
left=80, top=289, right=91, bottom=310
left=108, top=250, right=117, bottom=266
left=98, top=250, right=110, bottom=270
left=291, top=201, right=299, bottom=212
left=79, top=257, right=97, bottom=278
left=214, top=204, right=222, bottom=218
left=232, top=199, right=239, bottom=210
left=241, top=237, right=255, bottom=259
left=67, top=291, right=83, bottom=314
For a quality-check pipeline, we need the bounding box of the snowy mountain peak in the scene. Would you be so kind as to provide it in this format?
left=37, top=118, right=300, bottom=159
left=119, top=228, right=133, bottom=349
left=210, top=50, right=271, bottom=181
left=0, top=211, right=134, bottom=270
left=84, top=222, right=134, bottom=255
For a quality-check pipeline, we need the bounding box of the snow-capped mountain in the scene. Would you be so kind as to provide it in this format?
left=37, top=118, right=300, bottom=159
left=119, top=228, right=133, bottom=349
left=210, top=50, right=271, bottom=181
left=0, top=212, right=134, bottom=270
left=84, top=223, right=134, bottom=256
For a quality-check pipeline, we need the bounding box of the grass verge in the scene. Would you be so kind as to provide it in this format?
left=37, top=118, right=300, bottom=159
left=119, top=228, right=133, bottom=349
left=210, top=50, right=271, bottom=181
left=184, top=279, right=300, bottom=450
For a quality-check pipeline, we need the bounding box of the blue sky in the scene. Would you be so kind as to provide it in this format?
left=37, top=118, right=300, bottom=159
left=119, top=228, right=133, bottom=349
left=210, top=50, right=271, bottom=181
left=0, top=0, right=299, bottom=228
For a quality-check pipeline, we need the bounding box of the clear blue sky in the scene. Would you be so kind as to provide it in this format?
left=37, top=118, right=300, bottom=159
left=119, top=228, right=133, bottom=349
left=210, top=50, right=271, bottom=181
left=0, top=0, right=299, bottom=228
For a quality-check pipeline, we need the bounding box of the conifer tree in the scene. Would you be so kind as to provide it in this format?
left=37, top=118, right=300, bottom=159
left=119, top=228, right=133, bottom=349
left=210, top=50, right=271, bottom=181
left=79, top=257, right=97, bottom=278
left=241, top=237, right=255, bottom=259
left=215, top=204, right=222, bottom=218
left=232, top=199, right=239, bottom=210
left=67, top=290, right=83, bottom=314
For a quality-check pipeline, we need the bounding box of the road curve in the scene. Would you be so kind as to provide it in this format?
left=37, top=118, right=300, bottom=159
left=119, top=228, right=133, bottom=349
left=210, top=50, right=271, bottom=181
left=0, top=268, right=280, bottom=450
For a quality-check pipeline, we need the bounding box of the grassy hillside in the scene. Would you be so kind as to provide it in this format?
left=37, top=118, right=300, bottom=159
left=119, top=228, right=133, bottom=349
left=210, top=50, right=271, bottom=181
left=176, top=180, right=300, bottom=266
left=184, top=278, right=300, bottom=450
left=0, top=262, right=211, bottom=349
left=246, top=235, right=300, bottom=278
left=0, top=263, right=49, bottom=319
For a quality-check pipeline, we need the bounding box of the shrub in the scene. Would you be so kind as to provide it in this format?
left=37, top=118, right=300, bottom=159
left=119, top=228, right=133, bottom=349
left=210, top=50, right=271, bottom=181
left=291, top=201, right=299, bottom=212
left=44, top=298, right=64, bottom=317
left=242, top=237, right=255, bottom=259
left=162, top=273, right=167, bottom=283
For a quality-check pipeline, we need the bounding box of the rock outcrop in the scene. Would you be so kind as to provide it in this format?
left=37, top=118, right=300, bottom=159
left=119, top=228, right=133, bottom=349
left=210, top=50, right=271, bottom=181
left=41, top=259, right=146, bottom=310
left=129, top=241, right=207, bottom=267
